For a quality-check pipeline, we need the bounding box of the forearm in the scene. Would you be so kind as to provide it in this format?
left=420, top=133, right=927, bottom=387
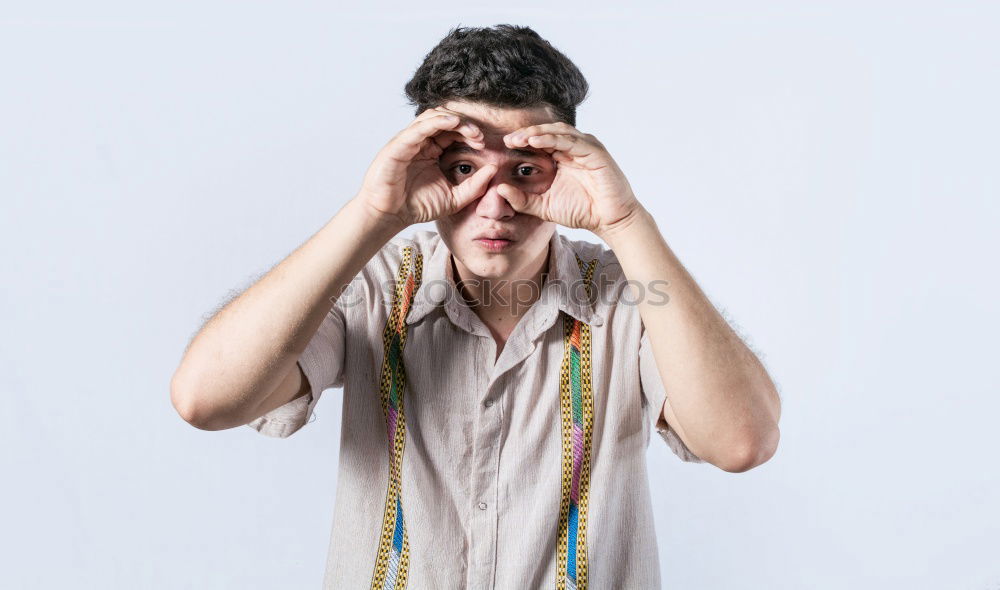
left=599, top=206, right=780, bottom=469
left=170, top=197, right=405, bottom=429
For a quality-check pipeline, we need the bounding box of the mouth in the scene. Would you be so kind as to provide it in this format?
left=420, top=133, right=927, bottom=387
left=474, top=233, right=516, bottom=252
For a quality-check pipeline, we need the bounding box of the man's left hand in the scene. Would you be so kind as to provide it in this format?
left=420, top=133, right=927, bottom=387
left=497, top=122, right=643, bottom=237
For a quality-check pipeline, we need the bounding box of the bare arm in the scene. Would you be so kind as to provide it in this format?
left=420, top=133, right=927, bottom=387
left=170, top=106, right=494, bottom=432
left=170, top=197, right=404, bottom=431
left=600, top=207, right=781, bottom=472
left=490, top=123, right=781, bottom=472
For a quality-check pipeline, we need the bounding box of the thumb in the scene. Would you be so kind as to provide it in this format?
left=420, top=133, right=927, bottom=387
left=451, top=164, right=497, bottom=210
left=497, top=183, right=547, bottom=218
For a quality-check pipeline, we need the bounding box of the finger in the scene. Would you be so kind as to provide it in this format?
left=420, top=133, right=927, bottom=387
left=415, top=106, right=462, bottom=122
left=497, top=183, right=550, bottom=220
left=432, top=123, right=485, bottom=151
left=503, top=122, right=583, bottom=145
left=510, top=121, right=582, bottom=136
left=419, top=108, right=486, bottom=149
left=410, top=111, right=485, bottom=152
left=415, top=107, right=444, bottom=120
left=506, top=133, right=578, bottom=165
left=385, top=114, right=465, bottom=162
left=451, top=163, right=497, bottom=210
left=436, top=108, right=486, bottom=145
left=511, top=132, right=593, bottom=159
left=418, top=106, right=487, bottom=136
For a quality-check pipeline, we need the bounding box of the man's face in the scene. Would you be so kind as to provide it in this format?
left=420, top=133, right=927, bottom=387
left=435, top=99, right=559, bottom=283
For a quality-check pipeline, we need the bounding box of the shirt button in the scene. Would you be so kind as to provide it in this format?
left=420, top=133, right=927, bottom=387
left=477, top=502, right=488, bottom=510
left=484, top=398, right=493, bottom=407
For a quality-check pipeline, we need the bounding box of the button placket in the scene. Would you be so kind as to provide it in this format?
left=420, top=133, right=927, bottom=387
left=468, top=337, right=501, bottom=590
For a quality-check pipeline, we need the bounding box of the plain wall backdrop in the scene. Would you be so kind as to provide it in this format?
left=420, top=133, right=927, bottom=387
left=3, top=2, right=998, bottom=588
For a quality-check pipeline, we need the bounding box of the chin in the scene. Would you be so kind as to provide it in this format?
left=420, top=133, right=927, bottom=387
left=461, top=251, right=519, bottom=279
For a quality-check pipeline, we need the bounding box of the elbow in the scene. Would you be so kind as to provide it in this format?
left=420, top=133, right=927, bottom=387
left=719, top=380, right=782, bottom=473
left=170, top=371, right=226, bottom=432
left=718, top=424, right=780, bottom=473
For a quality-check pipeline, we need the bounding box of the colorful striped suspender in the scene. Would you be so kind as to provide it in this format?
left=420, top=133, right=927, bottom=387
left=556, top=254, right=598, bottom=590
left=369, top=245, right=599, bottom=590
left=370, top=246, right=422, bottom=590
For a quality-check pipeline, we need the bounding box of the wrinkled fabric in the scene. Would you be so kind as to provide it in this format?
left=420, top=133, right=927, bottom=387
left=248, top=229, right=704, bottom=589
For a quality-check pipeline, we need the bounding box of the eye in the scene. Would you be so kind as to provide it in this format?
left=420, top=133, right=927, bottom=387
left=449, top=163, right=540, bottom=179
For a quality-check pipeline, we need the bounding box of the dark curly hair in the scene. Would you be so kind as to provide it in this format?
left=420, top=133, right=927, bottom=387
left=403, top=24, right=589, bottom=126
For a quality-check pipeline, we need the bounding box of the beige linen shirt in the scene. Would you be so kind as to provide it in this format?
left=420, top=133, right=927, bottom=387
left=248, top=229, right=704, bottom=589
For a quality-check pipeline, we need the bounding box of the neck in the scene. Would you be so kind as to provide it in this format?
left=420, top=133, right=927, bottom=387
left=451, top=245, right=550, bottom=321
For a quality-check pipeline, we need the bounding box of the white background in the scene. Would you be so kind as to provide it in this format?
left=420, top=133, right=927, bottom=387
left=3, top=2, right=998, bottom=588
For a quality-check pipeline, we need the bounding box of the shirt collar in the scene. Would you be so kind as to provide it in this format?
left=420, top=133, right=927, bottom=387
left=405, top=230, right=604, bottom=328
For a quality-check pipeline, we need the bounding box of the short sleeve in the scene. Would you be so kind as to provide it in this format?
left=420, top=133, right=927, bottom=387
left=639, top=325, right=705, bottom=463
left=246, top=298, right=347, bottom=438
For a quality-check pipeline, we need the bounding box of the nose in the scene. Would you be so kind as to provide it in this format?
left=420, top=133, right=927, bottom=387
left=473, top=169, right=516, bottom=220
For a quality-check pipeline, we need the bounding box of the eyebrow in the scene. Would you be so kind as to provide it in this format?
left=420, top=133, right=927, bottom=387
left=441, top=143, right=548, bottom=160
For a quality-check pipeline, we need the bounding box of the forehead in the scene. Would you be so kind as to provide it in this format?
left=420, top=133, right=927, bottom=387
left=442, top=100, right=557, bottom=136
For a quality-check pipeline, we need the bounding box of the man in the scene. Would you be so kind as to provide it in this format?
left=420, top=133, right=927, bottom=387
left=171, top=24, right=781, bottom=589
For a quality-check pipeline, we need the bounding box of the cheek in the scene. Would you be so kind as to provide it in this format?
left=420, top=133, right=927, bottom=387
left=437, top=209, right=473, bottom=237
left=454, top=200, right=482, bottom=219
left=440, top=167, right=459, bottom=186
left=523, top=170, right=556, bottom=191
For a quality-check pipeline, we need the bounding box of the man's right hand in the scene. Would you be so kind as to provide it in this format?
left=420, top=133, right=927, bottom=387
left=175, top=107, right=500, bottom=433
left=356, top=106, right=498, bottom=228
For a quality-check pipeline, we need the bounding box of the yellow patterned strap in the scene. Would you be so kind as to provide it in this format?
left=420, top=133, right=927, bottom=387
left=368, top=246, right=598, bottom=589
left=556, top=254, right=599, bottom=590
left=370, top=246, right=422, bottom=590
